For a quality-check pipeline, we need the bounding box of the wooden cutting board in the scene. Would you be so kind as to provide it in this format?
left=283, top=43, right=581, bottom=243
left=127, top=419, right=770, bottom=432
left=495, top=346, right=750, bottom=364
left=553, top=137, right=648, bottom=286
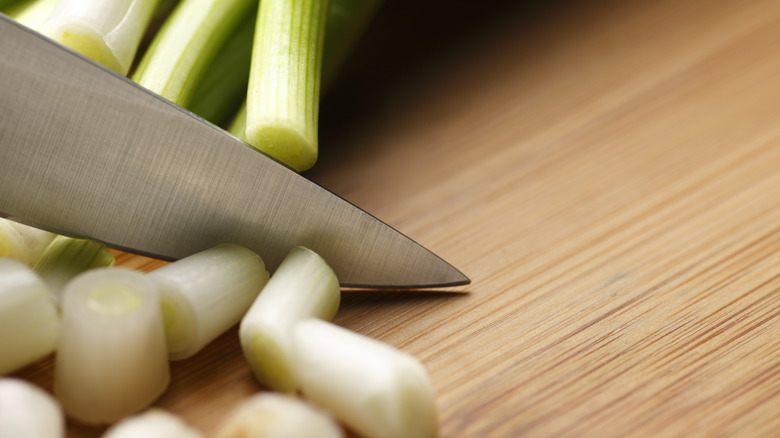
left=16, top=0, right=780, bottom=436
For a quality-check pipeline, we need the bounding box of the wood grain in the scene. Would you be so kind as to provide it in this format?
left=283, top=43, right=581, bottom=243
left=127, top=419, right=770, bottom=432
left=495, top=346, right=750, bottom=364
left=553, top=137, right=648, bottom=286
left=14, top=0, right=780, bottom=436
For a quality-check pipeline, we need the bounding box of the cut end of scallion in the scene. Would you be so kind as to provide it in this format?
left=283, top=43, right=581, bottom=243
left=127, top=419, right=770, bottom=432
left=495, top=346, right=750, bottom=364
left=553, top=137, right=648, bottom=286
left=245, top=124, right=318, bottom=172
left=42, top=21, right=124, bottom=73
left=40, top=0, right=161, bottom=75
left=86, top=285, right=142, bottom=317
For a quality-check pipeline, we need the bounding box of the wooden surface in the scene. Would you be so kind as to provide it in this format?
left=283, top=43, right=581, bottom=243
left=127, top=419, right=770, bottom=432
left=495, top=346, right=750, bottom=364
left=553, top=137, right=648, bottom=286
left=16, top=0, right=780, bottom=436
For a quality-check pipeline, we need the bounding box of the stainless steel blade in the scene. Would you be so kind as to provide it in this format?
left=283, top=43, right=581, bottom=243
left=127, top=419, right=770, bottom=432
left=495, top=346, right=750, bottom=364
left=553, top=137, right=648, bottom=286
left=0, top=15, right=468, bottom=289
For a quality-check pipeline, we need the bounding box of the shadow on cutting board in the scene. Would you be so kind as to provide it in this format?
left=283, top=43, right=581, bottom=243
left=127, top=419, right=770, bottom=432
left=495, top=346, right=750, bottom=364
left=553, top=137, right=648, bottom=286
left=311, top=0, right=586, bottom=180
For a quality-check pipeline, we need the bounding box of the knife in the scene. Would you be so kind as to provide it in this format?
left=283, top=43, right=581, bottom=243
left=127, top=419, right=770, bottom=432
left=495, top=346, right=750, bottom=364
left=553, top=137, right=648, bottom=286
left=0, top=14, right=468, bottom=289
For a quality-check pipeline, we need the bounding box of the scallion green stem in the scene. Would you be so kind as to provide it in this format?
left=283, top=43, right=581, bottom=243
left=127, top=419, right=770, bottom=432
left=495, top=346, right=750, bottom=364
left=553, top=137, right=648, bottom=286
left=215, top=393, right=344, bottom=438
left=292, top=319, right=438, bottom=438
left=239, top=246, right=340, bottom=392
left=0, top=378, right=64, bottom=438
left=186, top=7, right=256, bottom=127
left=132, top=0, right=255, bottom=107
left=1, top=0, right=57, bottom=31
left=0, top=259, right=59, bottom=376
left=102, top=409, right=204, bottom=438
left=245, top=0, right=329, bottom=171
left=148, top=244, right=269, bottom=361
left=229, top=0, right=377, bottom=148
left=40, top=0, right=161, bottom=75
left=54, top=268, right=169, bottom=424
left=34, top=236, right=115, bottom=305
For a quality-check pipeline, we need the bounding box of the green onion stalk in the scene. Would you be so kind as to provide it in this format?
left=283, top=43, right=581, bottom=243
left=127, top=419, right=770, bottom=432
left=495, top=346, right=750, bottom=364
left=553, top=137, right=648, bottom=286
left=228, top=0, right=382, bottom=164
left=186, top=7, right=256, bottom=127
left=132, top=0, right=256, bottom=108
left=243, top=0, right=330, bottom=172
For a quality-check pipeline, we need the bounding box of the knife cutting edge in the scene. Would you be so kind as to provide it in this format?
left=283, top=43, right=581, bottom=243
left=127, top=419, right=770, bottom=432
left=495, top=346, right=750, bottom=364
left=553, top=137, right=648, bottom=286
left=0, top=14, right=469, bottom=289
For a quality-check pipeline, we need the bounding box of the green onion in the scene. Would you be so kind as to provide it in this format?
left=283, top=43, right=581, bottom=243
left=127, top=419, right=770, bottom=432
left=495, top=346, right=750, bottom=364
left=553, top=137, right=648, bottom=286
left=102, top=409, right=203, bottom=438
left=0, top=218, right=30, bottom=265
left=132, top=0, right=255, bottom=108
left=0, top=259, right=59, bottom=376
left=239, top=246, right=340, bottom=392
left=186, top=7, right=255, bottom=127
left=0, top=378, right=64, bottom=438
left=6, top=221, right=56, bottom=267
left=148, top=244, right=269, bottom=361
left=34, top=236, right=115, bottom=305
left=245, top=0, right=329, bottom=171
left=1, top=0, right=57, bottom=31
left=227, top=0, right=378, bottom=146
left=214, top=393, right=344, bottom=438
left=292, top=319, right=438, bottom=438
left=40, top=0, right=161, bottom=75
left=54, top=268, right=169, bottom=424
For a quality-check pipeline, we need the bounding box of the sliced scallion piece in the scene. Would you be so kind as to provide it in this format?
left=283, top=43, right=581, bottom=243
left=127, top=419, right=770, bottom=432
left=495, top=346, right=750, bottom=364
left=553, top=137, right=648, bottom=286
left=34, top=236, right=115, bottom=305
left=40, top=0, right=161, bottom=75
left=102, top=409, right=203, bottom=438
left=245, top=0, right=330, bottom=171
left=215, top=393, right=344, bottom=438
left=6, top=220, right=56, bottom=266
left=132, top=0, right=255, bottom=107
left=239, top=246, right=340, bottom=392
left=54, top=268, right=169, bottom=425
left=186, top=6, right=256, bottom=126
left=292, top=319, right=438, bottom=438
left=0, top=378, right=64, bottom=438
left=148, top=244, right=269, bottom=361
left=0, top=218, right=30, bottom=265
left=0, top=259, right=59, bottom=376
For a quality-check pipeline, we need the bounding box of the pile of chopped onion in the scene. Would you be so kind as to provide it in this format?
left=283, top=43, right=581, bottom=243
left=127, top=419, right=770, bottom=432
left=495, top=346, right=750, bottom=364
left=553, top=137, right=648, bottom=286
left=0, top=238, right=440, bottom=437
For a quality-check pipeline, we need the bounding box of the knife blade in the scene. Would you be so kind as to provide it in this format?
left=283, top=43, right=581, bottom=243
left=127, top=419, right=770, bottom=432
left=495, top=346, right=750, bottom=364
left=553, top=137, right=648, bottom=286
left=0, top=14, right=469, bottom=289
